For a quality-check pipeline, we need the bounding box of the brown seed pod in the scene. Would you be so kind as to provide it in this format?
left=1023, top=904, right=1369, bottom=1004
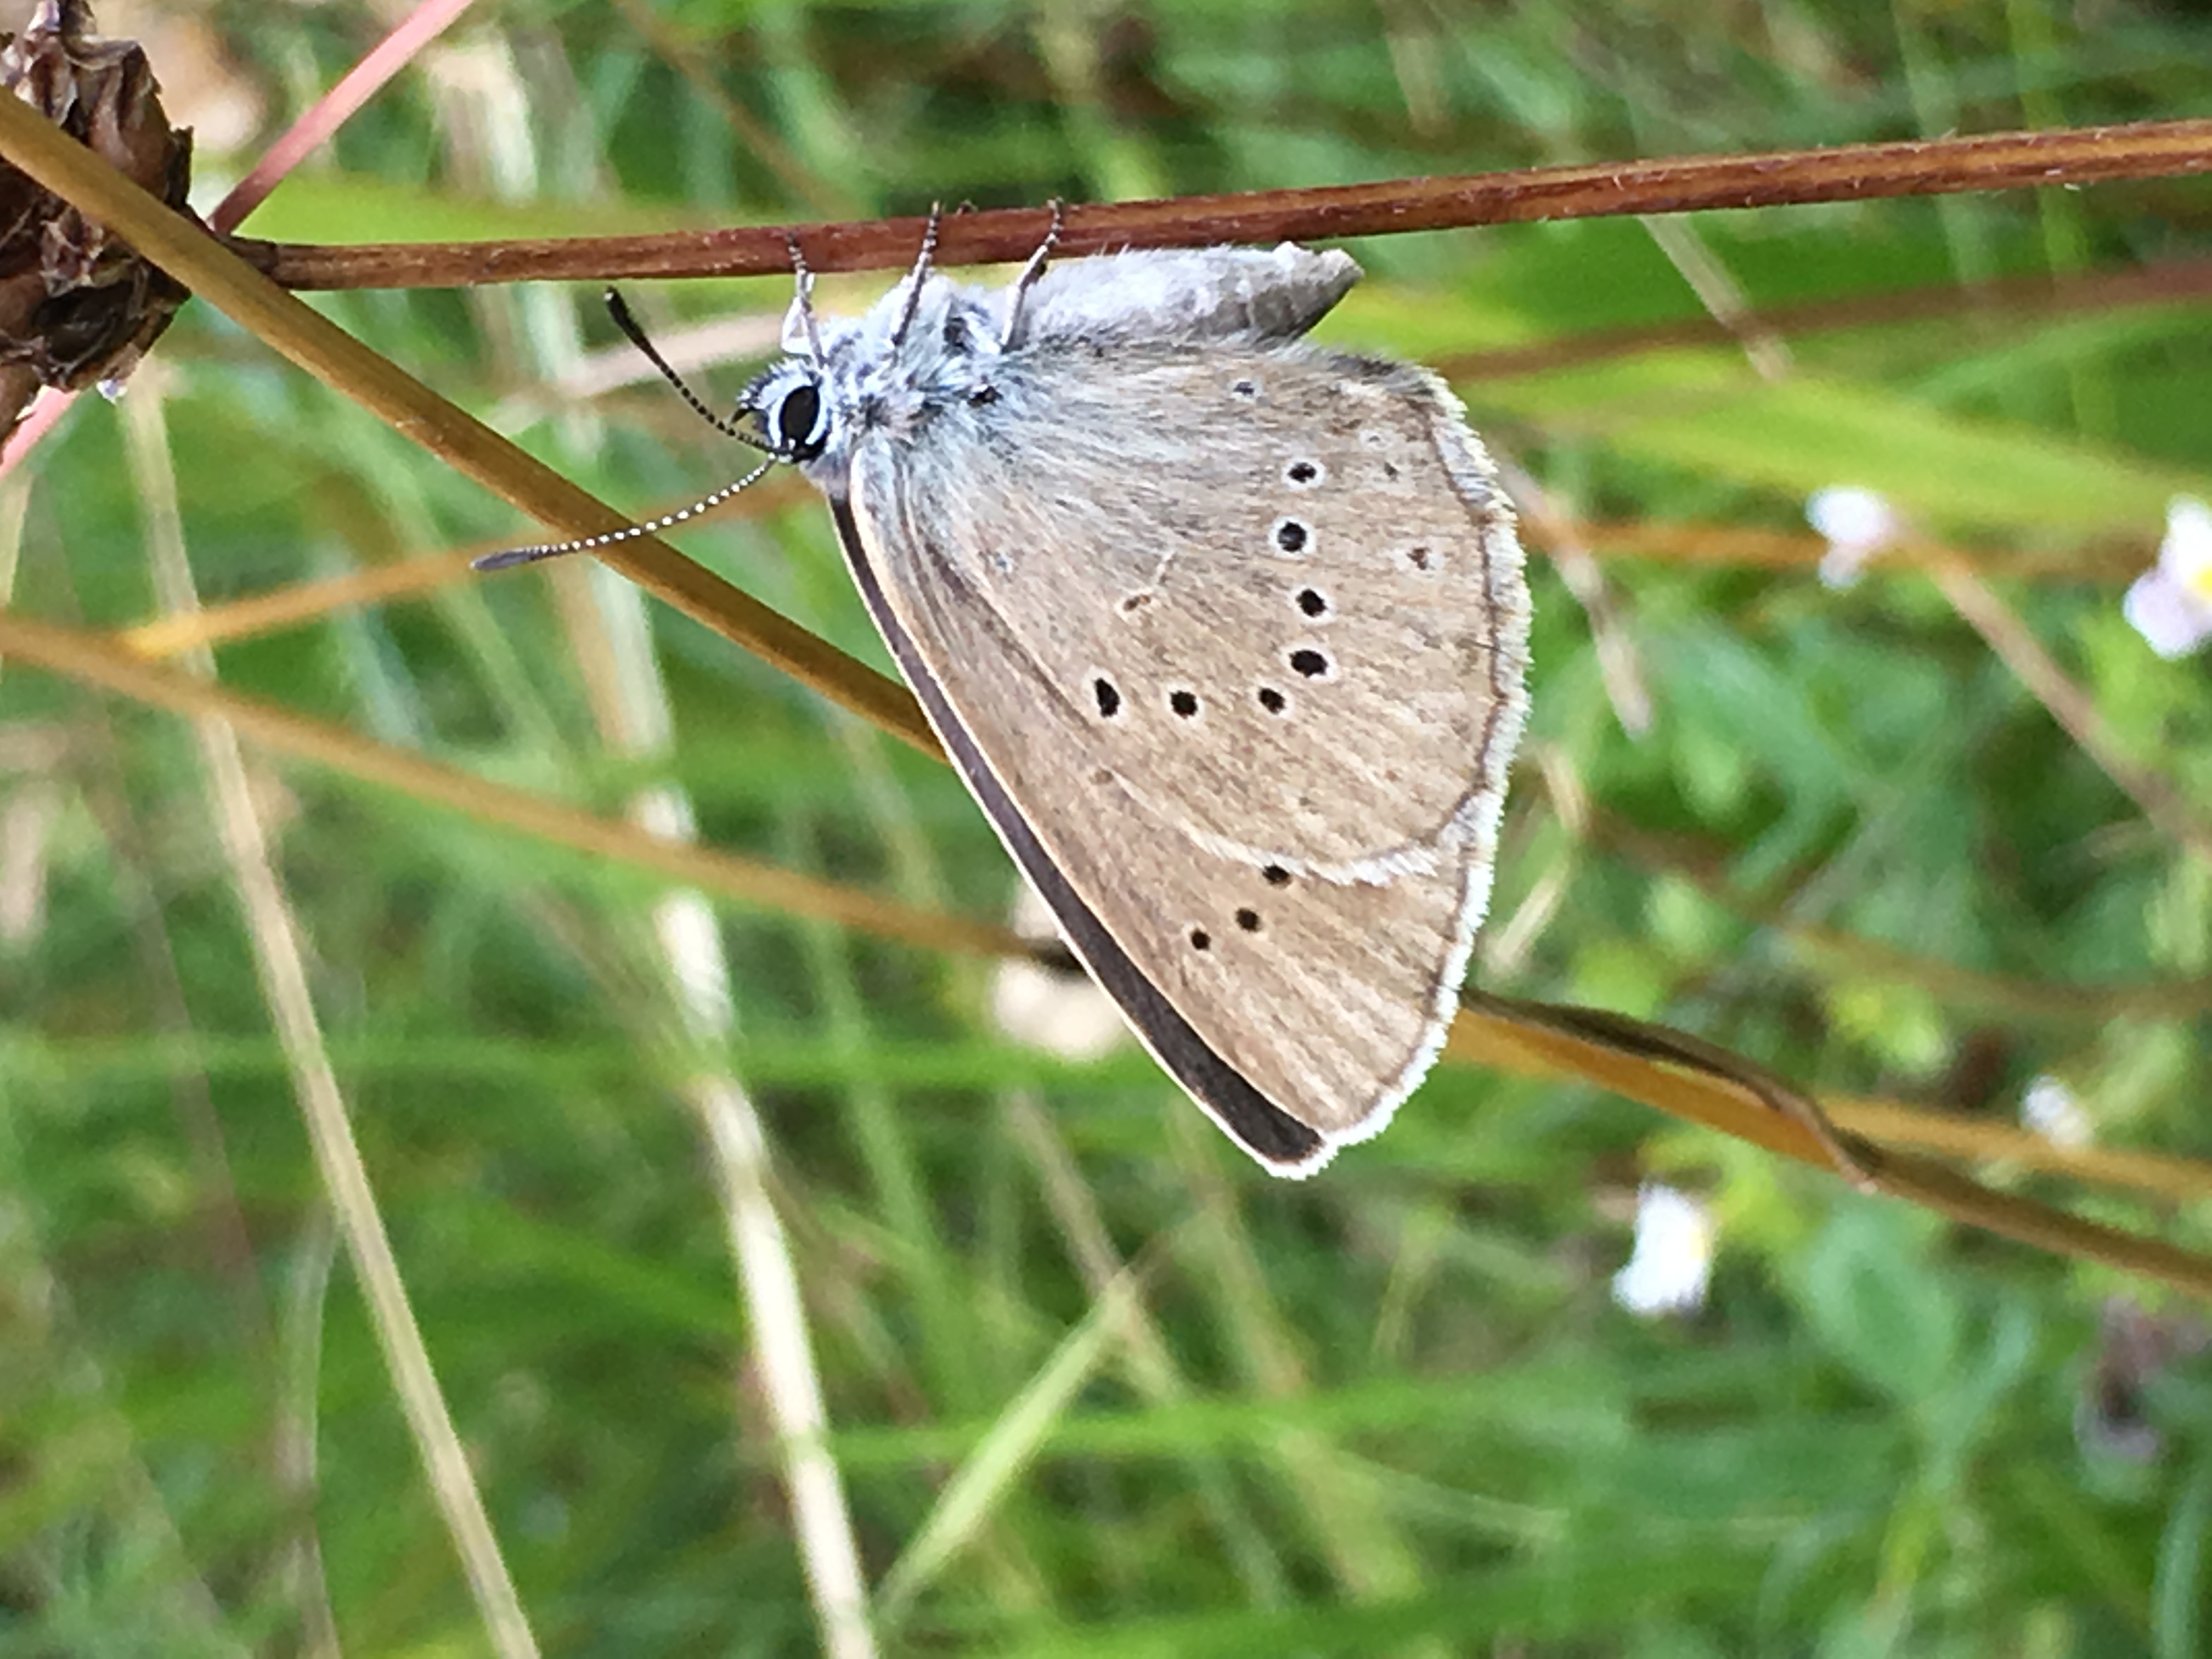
left=0, top=0, right=194, bottom=434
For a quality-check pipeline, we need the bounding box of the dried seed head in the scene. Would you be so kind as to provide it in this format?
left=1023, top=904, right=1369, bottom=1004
left=0, top=0, right=194, bottom=432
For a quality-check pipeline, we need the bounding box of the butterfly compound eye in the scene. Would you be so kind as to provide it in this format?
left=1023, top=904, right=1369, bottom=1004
left=774, top=381, right=825, bottom=459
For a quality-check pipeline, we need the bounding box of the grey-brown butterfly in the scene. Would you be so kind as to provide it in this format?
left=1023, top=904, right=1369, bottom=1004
left=490, top=225, right=1531, bottom=1175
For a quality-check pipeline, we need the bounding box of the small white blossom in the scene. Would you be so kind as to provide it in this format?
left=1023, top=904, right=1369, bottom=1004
left=2021, top=1074, right=2094, bottom=1149
left=1611, top=1182, right=1716, bottom=1318
left=2123, top=498, right=2212, bottom=661
left=1807, top=486, right=1903, bottom=590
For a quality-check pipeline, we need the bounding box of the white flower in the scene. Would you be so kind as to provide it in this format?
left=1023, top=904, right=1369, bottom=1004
left=1807, top=486, right=1903, bottom=590
left=1611, top=1182, right=1716, bottom=1318
left=2021, top=1074, right=2094, bottom=1149
left=2123, top=498, right=2212, bottom=661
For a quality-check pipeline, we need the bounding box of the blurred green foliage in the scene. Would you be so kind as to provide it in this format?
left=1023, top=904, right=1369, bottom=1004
left=2, top=0, right=2210, bottom=1652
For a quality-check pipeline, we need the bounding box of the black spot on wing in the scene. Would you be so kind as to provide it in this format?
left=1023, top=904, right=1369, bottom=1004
left=827, top=495, right=1326, bottom=1171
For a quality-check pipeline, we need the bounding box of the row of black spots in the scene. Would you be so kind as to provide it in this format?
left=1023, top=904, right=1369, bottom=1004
left=1090, top=659, right=1324, bottom=726
left=1272, top=517, right=1310, bottom=556
left=1090, top=674, right=1206, bottom=721
left=1187, top=906, right=1267, bottom=952
left=1296, top=586, right=1330, bottom=618
left=1283, top=458, right=1325, bottom=488
left=1090, top=672, right=1197, bottom=720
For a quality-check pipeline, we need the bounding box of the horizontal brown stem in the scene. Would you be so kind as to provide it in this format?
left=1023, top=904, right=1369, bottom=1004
left=247, top=119, right=2212, bottom=292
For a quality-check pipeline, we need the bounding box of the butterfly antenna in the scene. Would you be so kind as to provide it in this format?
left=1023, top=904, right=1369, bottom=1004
left=473, top=458, right=776, bottom=572
left=888, top=203, right=944, bottom=352
left=784, top=233, right=828, bottom=367
left=1002, top=199, right=1065, bottom=346
left=602, top=288, right=753, bottom=443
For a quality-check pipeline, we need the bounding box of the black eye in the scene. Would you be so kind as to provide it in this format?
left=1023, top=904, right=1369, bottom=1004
left=775, top=383, right=823, bottom=456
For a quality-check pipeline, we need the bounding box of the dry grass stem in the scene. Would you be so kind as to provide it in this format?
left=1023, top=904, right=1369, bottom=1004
left=0, top=608, right=1011, bottom=955
left=127, top=378, right=537, bottom=1656
left=1448, top=995, right=2212, bottom=1300
left=589, top=533, right=875, bottom=1658
left=1832, top=1099, right=2212, bottom=1205
left=1934, top=561, right=2212, bottom=867
left=0, top=90, right=929, bottom=752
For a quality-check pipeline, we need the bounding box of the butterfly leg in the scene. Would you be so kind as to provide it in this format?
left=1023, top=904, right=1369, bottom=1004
left=888, top=204, right=946, bottom=351
left=1002, top=199, right=1066, bottom=347
left=781, top=232, right=827, bottom=365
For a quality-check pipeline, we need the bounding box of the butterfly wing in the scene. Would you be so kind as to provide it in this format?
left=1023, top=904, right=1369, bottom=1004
left=828, top=336, right=1527, bottom=1163
left=866, top=342, right=1528, bottom=882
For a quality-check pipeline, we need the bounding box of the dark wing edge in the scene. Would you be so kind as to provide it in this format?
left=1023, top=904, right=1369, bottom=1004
left=829, top=494, right=1335, bottom=1176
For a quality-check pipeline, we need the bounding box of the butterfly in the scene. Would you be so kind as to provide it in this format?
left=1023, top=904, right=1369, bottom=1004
left=489, top=219, right=1529, bottom=1175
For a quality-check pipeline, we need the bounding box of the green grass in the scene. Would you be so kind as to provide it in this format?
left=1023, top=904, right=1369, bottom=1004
left=2, top=0, right=2210, bottom=1653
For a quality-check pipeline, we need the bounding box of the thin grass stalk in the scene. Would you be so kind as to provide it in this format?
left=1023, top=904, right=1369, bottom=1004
left=1449, top=996, right=2212, bottom=1300
left=1001, top=1093, right=1293, bottom=1604
left=101, top=474, right=806, bottom=659
left=1932, top=561, right=2212, bottom=867
left=595, top=586, right=877, bottom=1659
left=123, top=374, right=535, bottom=1656
left=1584, top=808, right=2212, bottom=1022
left=101, top=505, right=2156, bottom=699
left=275, top=1211, right=343, bottom=1659
left=1168, top=1114, right=1449, bottom=1639
left=1440, top=258, right=2212, bottom=383
left=213, top=0, right=481, bottom=233
left=873, top=1263, right=1151, bottom=1625
left=1830, top=1099, right=2212, bottom=1205
left=0, top=608, right=1011, bottom=953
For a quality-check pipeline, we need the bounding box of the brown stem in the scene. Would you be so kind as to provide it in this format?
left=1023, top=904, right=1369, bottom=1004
left=245, top=119, right=2212, bottom=291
